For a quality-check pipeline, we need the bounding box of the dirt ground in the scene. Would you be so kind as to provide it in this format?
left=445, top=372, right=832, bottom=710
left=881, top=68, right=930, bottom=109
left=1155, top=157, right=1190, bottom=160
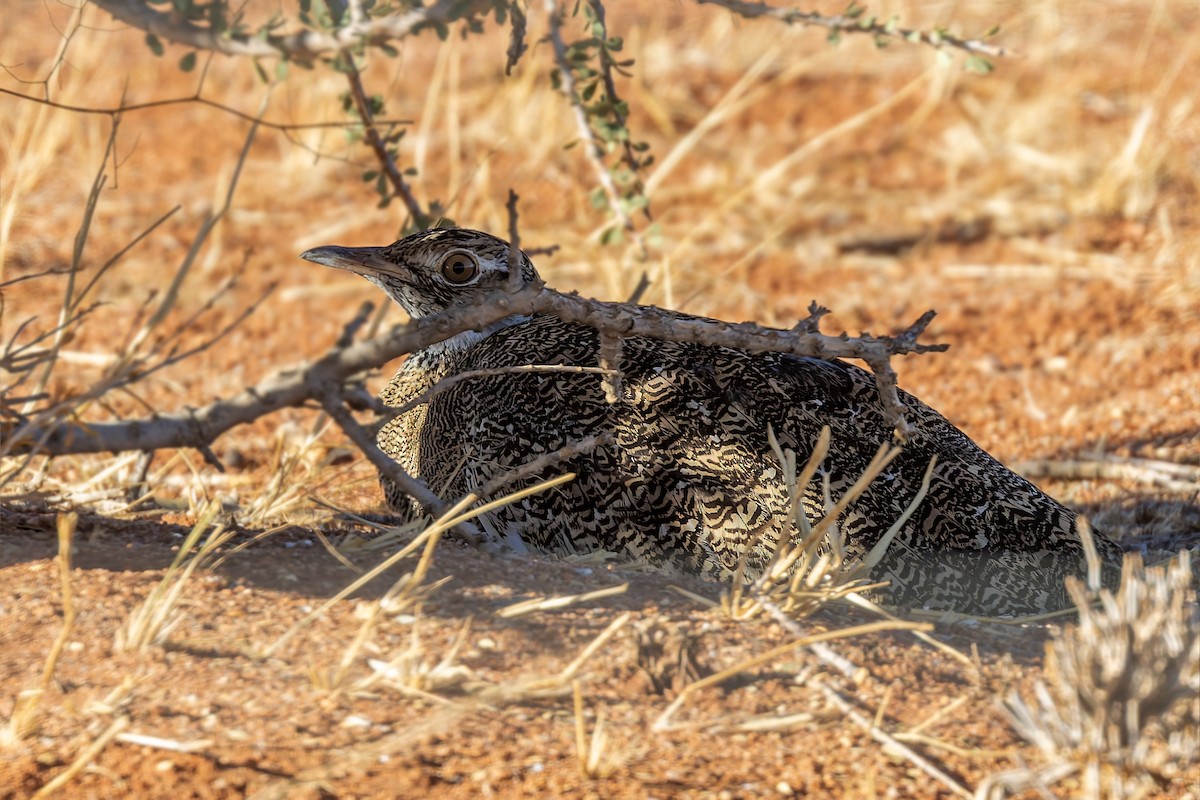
left=2, top=0, right=1199, bottom=797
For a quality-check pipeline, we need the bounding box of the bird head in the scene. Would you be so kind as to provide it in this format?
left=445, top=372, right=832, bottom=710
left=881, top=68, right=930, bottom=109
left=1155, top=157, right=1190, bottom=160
left=300, top=228, right=540, bottom=318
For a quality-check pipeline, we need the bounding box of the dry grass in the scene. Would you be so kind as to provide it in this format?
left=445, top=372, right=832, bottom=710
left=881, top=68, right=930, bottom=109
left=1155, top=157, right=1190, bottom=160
left=981, top=553, right=1200, bottom=799
left=113, top=502, right=233, bottom=652
left=717, top=425, right=935, bottom=621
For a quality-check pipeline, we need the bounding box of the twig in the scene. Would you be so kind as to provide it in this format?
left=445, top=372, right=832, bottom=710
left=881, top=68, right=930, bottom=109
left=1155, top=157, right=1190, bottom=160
left=544, top=0, right=645, bottom=252
left=1013, top=457, right=1200, bottom=493
left=654, top=619, right=928, bottom=731
left=698, top=0, right=1007, bottom=59
left=498, top=582, right=628, bottom=618
left=819, top=683, right=973, bottom=799
left=318, top=388, right=475, bottom=540
left=476, top=432, right=611, bottom=497
left=342, top=53, right=427, bottom=227
left=0, top=88, right=411, bottom=132
left=31, top=716, right=129, bottom=799
left=755, top=595, right=866, bottom=682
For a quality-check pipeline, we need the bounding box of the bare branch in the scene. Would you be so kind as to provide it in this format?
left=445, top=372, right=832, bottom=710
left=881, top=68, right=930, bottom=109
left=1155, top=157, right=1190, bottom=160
left=0, top=88, right=412, bottom=132
left=317, top=388, right=474, bottom=538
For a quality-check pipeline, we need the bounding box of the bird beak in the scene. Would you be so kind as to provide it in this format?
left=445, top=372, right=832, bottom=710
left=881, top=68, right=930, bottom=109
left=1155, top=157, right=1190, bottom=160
left=299, top=245, right=403, bottom=280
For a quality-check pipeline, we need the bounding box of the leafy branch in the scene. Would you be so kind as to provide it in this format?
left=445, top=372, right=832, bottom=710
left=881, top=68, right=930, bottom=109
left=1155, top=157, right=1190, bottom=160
left=699, top=0, right=1006, bottom=72
left=545, top=0, right=653, bottom=250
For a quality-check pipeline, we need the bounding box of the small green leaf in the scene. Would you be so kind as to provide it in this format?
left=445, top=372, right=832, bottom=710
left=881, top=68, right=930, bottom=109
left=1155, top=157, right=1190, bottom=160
left=984, top=24, right=1001, bottom=38
left=253, top=59, right=269, bottom=84
left=589, top=187, right=608, bottom=210
left=362, top=170, right=379, bottom=182
left=275, top=59, right=289, bottom=80
left=964, top=55, right=994, bottom=74
left=179, top=52, right=196, bottom=72
left=599, top=225, right=624, bottom=246
left=145, top=33, right=164, bottom=57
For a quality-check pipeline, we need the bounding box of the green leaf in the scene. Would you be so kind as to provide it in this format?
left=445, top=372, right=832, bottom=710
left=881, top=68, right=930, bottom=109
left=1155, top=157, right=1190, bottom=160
left=253, top=59, right=269, bottom=84
left=275, top=59, right=289, bottom=81
left=362, top=170, right=379, bottom=182
left=964, top=55, right=994, bottom=74
left=599, top=225, right=624, bottom=246
left=145, top=33, right=164, bottom=57
left=589, top=187, right=609, bottom=210
left=179, top=52, right=196, bottom=72
left=826, top=30, right=842, bottom=46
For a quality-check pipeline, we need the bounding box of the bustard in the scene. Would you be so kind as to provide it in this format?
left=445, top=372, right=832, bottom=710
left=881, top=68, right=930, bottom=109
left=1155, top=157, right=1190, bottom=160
left=302, top=228, right=1122, bottom=616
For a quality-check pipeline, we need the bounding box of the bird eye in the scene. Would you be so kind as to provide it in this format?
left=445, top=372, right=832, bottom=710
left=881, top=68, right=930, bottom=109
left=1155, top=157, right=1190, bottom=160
left=439, top=253, right=479, bottom=285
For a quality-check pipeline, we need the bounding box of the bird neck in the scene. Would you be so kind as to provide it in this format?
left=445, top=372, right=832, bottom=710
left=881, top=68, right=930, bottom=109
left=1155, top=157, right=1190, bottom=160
left=380, top=314, right=531, bottom=409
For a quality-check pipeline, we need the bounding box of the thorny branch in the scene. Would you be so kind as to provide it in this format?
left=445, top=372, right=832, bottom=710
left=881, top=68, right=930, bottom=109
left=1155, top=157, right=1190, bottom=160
left=6, top=280, right=944, bottom=460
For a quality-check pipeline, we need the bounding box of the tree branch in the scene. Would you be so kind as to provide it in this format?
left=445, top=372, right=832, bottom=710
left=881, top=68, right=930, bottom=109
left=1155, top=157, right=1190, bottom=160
left=697, top=0, right=1007, bottom=59
left=6, top=282, right=943, bottom=457
left=90, top=0, right=494, bottom=61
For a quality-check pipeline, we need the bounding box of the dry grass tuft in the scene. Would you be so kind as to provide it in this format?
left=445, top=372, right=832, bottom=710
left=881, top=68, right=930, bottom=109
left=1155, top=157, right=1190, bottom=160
left=980, top=552, right=1200, bottom=799
left=714, top=425, right=936, bottom=622
left=113, top=501, right=232, bottom=652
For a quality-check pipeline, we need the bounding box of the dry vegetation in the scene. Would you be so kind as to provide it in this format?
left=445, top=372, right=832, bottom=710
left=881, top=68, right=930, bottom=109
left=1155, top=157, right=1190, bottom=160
left=1, top=0, right=1198, bottom=797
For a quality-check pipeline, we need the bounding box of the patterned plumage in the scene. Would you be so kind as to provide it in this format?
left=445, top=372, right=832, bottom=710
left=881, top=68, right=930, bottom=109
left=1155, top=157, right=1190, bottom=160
left=302, top=228, right=1123, bottom=616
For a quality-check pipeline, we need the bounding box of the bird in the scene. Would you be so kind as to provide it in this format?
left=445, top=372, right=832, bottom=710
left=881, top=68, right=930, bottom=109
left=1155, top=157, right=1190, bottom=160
left=301, top=227, right=1124, bottom=617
